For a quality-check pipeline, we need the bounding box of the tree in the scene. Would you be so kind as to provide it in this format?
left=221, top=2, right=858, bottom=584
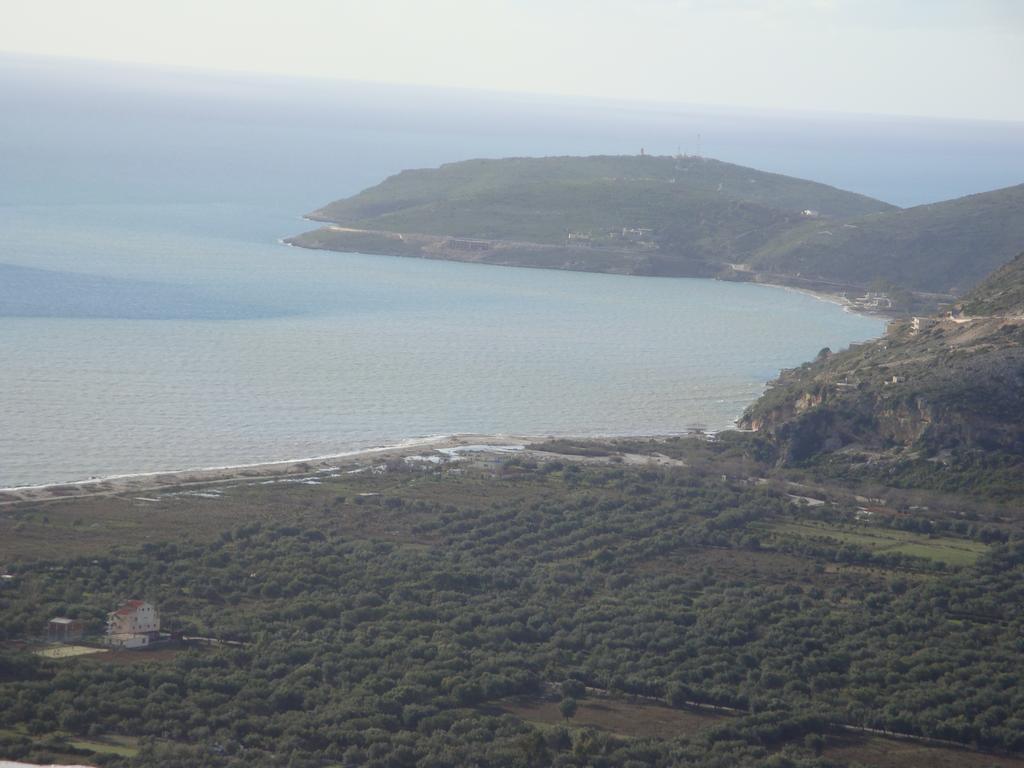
left=559, top=697, right=578, bottom=722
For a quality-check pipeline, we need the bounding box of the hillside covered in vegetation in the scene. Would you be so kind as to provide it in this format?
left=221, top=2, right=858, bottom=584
left=288, top=155, right=895, bottom=280
left=1, top=435, right=1022, bottom=767
left=740, top=253, right=1024, bottom=495
left=961, top=251, right=1024, bottom=316
left=748, top=184, right=1024, bottom=295
left=290, top=156, right=1024, bottom=300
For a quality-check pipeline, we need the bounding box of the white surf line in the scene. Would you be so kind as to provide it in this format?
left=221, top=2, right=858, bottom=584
left=0, top=434, right=465, bottom=493
left=0, top=430, right=708, bottom=495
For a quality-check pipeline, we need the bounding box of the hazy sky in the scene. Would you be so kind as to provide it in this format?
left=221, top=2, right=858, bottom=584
left=3, top=0, right=1023, bottom=121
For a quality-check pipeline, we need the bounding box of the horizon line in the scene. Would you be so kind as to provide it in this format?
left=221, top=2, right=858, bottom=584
left=4, top=49, right=1023, bottom=128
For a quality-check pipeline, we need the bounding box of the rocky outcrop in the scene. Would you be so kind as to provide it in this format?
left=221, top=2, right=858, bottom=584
left=740, top=275, right=1024, bottom=465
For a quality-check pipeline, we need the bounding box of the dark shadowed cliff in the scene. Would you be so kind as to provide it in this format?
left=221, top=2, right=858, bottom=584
left=739, top=253, right=1024, bottom=495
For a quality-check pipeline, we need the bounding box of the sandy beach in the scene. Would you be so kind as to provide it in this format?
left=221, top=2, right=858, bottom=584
left=0, top=434, right=540, bottom=506
left=0, top=431, right=701, bottom=509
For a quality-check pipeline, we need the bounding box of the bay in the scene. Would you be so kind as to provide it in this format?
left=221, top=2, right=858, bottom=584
left=16, top=56, right=1024, bottom=484
left=0, top=199, right=883, bottom=486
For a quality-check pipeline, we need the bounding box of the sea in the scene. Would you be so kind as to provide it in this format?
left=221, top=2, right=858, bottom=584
left=3, top=55, right=1024, bottom=488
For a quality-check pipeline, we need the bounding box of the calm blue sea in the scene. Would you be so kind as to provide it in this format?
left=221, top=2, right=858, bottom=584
left=2, top=55, right=1022, bottom=486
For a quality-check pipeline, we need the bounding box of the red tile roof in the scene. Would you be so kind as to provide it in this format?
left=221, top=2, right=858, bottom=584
left=113, top=599, right=147, bottom=616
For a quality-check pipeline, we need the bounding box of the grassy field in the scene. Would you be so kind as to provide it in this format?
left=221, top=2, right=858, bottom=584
left=0, top=726, right=139, bottom=763
left=823, top=733, right=1024, bottom=768
left=68, top=735, right=140, bottom=758
left=756, top=519, right=988, bottom=566
left=494, top=696, right=1024, bottom=767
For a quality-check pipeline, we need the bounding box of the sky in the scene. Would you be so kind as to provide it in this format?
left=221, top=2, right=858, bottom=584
left=2, top=0, right=1023, bottom=122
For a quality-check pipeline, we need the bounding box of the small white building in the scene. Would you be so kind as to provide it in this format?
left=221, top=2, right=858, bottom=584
left=621, top=227, right=653, bottom=242
left=911, top=317, right=936, bottom=334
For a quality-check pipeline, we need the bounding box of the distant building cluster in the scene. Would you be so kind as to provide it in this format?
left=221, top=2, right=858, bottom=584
left=850, top=292, right=893, bottom=311
left=446, top=238, right=490, bottom=252
left=565, top=227, right=656, bottom=248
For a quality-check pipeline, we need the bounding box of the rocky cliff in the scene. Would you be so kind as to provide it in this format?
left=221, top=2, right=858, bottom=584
left=740, top=254, right=1024, bottom=467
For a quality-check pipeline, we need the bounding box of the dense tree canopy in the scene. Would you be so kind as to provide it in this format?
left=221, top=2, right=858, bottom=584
left=1, top=461, right=1021, bottom=766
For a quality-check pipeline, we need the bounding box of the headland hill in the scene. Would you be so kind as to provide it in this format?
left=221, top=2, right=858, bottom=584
left=287, top=154, right=1024, bottom=314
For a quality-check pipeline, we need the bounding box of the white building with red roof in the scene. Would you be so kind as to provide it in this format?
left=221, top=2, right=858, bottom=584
left=105, top=600, right=160, bottom=648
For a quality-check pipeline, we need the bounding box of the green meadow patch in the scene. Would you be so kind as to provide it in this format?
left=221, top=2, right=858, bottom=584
left=758, top=519, right=987, bottom=567
left=69, top=735, right=141, bottom=757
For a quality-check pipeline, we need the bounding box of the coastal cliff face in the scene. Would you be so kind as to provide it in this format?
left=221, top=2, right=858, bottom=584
left=740, top=254, right=1024, bottom=467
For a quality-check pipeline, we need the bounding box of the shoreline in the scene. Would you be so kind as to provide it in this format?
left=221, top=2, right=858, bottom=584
left=0, top=433, right=564, bottom=505
left=0, top=434, right=460, bottom=493
left=0, top=430, right=713, bottom=507
left=772, top=282, right=861, bottom=314
left=0, top=434, right=530, bottom=503
left=2, top=242, right=888, bottom=504
left=286, top=222, right=901, bottom=320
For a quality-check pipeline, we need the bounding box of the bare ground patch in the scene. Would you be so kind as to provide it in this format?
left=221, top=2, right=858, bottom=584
left=491, top=694, right=725, bottom=740
left=824, top=732, right=1024, bottom=768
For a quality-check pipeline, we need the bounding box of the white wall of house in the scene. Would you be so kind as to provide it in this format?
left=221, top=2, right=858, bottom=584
left=105, top=633, right=149, bottom=649
left=107, top=601, right=160, bottom=635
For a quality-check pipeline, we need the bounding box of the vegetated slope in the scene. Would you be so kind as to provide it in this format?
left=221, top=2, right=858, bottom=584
left=740, top=253, right=1024, bottom=494
left=1, top=456, right=1022, bottom=766
left=961, top=250, right=1024, bottom=316
left=749, top=184, right=1024, bottom=295
left=295, top=155, right=894, bottom=271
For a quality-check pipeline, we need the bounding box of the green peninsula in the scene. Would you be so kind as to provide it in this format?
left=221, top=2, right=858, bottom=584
left=288, top=155, right=1024, bottom=308
left=287, top=154, right=892, bottom=283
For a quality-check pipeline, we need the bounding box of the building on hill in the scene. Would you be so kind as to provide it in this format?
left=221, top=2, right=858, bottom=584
left=911, top=317, right=937, bottom=333
left=105, top=599, right=160, bottom=649
left=47, top=617, right=85, bottom=642
left=621, top=227, right=654, bottom=243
